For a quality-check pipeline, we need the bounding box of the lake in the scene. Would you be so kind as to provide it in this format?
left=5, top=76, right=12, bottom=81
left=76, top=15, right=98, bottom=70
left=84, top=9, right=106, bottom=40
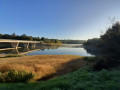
left=0, top=44, right=92, bottom=56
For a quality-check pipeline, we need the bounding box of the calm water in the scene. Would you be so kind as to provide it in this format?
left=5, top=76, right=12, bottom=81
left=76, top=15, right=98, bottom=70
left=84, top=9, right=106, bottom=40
left=27, top=44, right=92, bottom=56
left=0, top=44, right=92, bottom=56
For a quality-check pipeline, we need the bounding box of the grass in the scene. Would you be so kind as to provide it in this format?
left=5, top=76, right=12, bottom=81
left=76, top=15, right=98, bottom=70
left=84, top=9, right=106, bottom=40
left=0, top=55, right=119, bottom=90
left=0, top=68, right=119, bottom=90
left=0, top=55, right=91, bottom=81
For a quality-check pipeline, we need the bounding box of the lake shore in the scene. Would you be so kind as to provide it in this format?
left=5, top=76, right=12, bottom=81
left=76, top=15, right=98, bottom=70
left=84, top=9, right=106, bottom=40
left=0, top=55, right=89, bottom=81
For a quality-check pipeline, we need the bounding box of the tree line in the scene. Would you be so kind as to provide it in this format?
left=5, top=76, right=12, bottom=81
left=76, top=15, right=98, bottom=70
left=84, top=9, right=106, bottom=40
left=0, top=33, right=61, bottom=44
left=61, top=40, right=86, bottom=44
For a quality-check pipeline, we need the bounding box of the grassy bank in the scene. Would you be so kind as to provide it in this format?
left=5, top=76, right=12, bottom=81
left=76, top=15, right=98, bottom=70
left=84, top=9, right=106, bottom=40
left=0, top=55, right=119, bottom=90
left=0, top=67, right=119, bottom=90
left=0, top=55, right=91, bottom=81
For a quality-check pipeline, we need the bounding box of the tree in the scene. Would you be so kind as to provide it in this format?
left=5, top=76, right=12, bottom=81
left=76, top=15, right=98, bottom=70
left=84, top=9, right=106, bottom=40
left=94, top=22, right=120, bottom=69
left=3, top=34, right=11, bottom=39
left=41, top=37, right=45, bottom=41
left=100, top=22, right=120, bottom=58
left=0, top=34, right=3, bottom=39
left=21, top=34, right=27, bottom=40
left=11, top=33, right=17, bottom=39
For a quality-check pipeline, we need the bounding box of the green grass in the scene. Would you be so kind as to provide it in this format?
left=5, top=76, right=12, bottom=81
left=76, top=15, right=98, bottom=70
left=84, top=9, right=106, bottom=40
left=0, top=67, right=119, bottom=90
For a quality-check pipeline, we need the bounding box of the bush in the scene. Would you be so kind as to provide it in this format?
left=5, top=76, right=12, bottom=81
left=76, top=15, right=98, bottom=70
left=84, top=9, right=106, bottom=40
left=0, top=70, right=34, bottom=83
left=93, top=57, right=120, bottom=70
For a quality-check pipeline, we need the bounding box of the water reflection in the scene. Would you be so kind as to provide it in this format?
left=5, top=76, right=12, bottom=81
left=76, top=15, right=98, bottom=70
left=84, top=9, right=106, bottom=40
left=0, top=44, right=94, bottom=56
left=27, top=44, right=93, bottom=56
left=62, top=44, right=83, bottom=48
left=0, top=46, right=59, bottom=55
left=83, top=46, right=101, bottom=56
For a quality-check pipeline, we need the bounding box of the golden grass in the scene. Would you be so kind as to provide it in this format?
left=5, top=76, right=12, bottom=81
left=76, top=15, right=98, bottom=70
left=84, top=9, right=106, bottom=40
left=0, top=55, right=87, bottom=81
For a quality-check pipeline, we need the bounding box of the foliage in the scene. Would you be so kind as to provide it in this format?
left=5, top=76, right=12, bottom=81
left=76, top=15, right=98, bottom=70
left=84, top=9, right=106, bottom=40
left=100, top=22, right=120, bottom=58
left=95, top=22, right=120, bottom=69
left=84, top=22, right=120, bottom=69
left=0, top=70, right=34, bottom=83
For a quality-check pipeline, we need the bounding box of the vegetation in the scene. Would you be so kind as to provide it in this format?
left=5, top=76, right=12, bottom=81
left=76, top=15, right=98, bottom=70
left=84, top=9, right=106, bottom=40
left=100, top=22, right=120, bottom=59
left=0, top=54, right=119, bottom=89
left=61, top=39, right=86, bottom=44
left=0, top=70, right=34, bottom=83
left=83, top=38, right=101, bottom=47
left=0, top=55, right=91, bottom=82
left=83, top=56, right=98, bottom=62
left=0, top=33, right=61, bottom=44
left=84, top=22, right=120, bottom=70
left=0, top=68, right=119, bottom=90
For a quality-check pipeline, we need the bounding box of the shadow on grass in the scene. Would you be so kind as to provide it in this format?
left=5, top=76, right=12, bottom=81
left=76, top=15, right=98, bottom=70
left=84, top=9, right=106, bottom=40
left=38, top=57, right=95, bottom=81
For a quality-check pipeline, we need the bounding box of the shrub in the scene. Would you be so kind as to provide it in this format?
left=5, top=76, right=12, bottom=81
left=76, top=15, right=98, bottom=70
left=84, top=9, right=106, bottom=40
left=0, top=70, right=34, bottom=83
left=93, top=57, right=119, bottom=70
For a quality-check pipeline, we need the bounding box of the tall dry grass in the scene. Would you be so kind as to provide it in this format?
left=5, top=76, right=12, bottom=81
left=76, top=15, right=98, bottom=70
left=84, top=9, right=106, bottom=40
left=0, top=55, right=88, bottom=81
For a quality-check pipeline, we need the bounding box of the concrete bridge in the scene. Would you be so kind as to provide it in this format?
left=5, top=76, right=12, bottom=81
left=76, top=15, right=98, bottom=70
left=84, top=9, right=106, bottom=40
left=0, top=39, right=42, bottom=49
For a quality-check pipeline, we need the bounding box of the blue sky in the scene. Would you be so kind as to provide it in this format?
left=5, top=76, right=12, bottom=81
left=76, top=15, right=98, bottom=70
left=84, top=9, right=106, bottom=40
left=0, top=0, right=120, bottom=40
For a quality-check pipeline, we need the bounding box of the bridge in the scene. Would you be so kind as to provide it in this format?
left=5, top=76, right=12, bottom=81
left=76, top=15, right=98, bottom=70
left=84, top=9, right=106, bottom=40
left=0, top=46, right=41, bottom=55
left=0, top=39, right=42, bottom=49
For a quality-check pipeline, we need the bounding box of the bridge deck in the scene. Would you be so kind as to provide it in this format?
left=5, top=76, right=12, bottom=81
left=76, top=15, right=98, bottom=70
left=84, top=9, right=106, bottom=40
left=0, top=39, right=41, bottom=43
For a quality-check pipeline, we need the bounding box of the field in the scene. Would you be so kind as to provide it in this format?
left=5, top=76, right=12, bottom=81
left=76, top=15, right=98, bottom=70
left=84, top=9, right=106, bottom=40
left=0, top=55, right=89, bottom=81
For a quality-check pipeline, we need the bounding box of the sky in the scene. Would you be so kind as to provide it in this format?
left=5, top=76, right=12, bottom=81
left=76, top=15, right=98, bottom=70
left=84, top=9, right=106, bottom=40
left=0, top=0, right=120, bottom=40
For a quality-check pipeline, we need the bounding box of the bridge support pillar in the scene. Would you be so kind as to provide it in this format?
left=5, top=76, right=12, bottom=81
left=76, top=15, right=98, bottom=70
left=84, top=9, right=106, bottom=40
left=11, top=42, right=19, bottom=49
left=23, top=43, right=29, bottom=48
left=29, top=43, right=36, bottom=47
